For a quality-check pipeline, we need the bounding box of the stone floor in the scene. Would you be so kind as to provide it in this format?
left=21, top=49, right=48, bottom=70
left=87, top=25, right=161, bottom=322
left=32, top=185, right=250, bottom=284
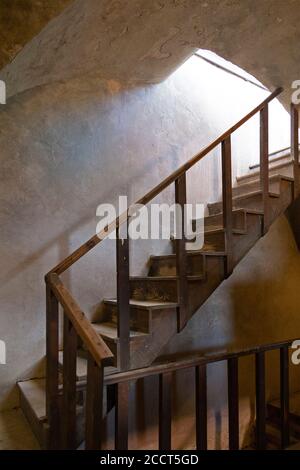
left=0, top=408, right=40, bottom=450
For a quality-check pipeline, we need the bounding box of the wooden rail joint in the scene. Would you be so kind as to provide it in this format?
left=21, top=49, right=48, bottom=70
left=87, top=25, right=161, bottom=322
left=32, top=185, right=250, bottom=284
left=46, top=272, right=114, bottom=368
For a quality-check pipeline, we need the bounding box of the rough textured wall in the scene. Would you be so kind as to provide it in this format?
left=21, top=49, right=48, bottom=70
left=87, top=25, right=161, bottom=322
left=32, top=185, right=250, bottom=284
left=0, top=54, right=293, bottom=412
left=0, top=0, right=73, bottom=69
left=1, top=0, right=300, bottom=109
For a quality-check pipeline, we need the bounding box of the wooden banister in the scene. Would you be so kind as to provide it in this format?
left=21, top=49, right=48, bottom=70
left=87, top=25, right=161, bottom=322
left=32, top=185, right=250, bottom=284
left=222, top=135, right=233, bottom=277
left=175, top=173, right=189, bottom=330
left=48, top=87, right=283, bottom=277
left=291, top=103, right=300, bottom=198
left=260, top=104, right=270, bottom=234
left=103, top=337, right=295, bottom=386
left=255, top=351, right=266, bottom=450
left=116, top=225, right=130, bottom=370
left=45, top=86, right=287, bottom=450
left=280, top=345, right=290, bottom=449
left=46, top=273, right=114, bottom=367
left=73, top=337, right=293, bottom=451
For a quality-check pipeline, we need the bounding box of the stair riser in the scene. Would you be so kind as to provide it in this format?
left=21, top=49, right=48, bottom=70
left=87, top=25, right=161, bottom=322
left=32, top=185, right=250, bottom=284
left=130, top=277, right=209, bottom=303
left=129, top=308, right=178, bottom=369
left=233, top=179, right=281, bottom=198
left=170, top=231, right=226, bottom=253
left=130, top=278, right=178, bottom=302
left=237, top=162, right=293, bottom=185
left=267, top=403, right=300, bottom=429
left=99, top=307, right=178, bottom=370
left=208, top=193, right=273, bottom=216
left=232, top=213, right=262, bottom=265
left=192, top=210, right=246, bottom=232
left=104, top=303, right=151, bottom=333
left=101, top=336, right=151, bottom=369
left=19, top=391, right=47, bottom=449
left=209, top=178, right=293, bottom=216
left=149, top=253, right=205, bottom=277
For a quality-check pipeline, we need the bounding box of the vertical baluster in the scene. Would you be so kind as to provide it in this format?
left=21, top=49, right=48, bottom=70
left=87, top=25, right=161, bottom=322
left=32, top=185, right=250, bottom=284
left=222, top=136, right=233, bottom=277
left=46, top=283, right=60, bottom=449
left=291, top=103, right=300, bottom=198
left=255, top=351, right=266, bottom=450
left=115, top=382, right=129, bottom=450
left=195, top=364, right=207, bottom=450
left=159, top=372, right=172, bottom=450
left=85, top=352, right=103, bottom=450
left=116, top=224, right=130, bottom=370
left=228, top=357, right=239, bottom=450
left=62, top=315, right=77, bottom=449
left=175, top=173, right=189, bottom=331
left=280, top=346, right=290, bottom=449
left=260, top=105, right=269, bottom=234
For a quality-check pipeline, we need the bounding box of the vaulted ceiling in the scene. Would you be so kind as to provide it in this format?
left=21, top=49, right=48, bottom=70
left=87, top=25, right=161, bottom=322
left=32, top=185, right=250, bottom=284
left=0, top=0, right=72, bottom=69
left=1, top=0, right=300, bottom=109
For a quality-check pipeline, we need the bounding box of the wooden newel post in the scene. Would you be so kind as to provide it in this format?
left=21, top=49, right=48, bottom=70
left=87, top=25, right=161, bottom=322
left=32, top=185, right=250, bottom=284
left=255, top=351, right=266, bottom=450
left=228, top=357, right=239, bottom=450
left=116, top=224, right=130, bottom=370
left=280, top=345, right=290, bottom=448
left=85, top=352, right=104, bottom=450
left=291, top=103, right=300, bottom=198
left=175, top=173, right=189, bottom=331
left=222, top=135, right=233, bottom=277
left=260, top=104, right=269, bottom=235
left=45, top=281, right=60, bottom=449
left=62, top=315, right=77, bottom=449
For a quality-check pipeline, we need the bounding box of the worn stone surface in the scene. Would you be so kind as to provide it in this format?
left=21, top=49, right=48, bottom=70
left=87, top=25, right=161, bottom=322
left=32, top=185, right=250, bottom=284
left=0, top=408, right=39, bottom=449
left=1, top=0, right=300, bottom=109
left=0, top=0, right=73, bottom=70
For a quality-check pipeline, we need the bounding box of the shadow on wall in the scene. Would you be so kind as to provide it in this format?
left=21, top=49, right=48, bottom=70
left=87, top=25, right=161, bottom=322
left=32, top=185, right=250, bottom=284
left=115, top=214, right=300, bottom=449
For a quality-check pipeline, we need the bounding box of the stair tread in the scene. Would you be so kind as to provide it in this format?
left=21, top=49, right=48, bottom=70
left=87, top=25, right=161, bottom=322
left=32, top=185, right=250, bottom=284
left=58, top=351, right=88, bottom=380
left=209, top=189, right=280, bottom=208
left=269, top=390, right=300, bottom=417
left=235, top=173, right=294, bottom=189
left=287, top=442, right=300, bottom=450
left=150, top=249, right=227, bottom=262
left=92, top=321, right=147, bottom=340
left=249, top=148, right=293, bottom=170
left=193, top=208, right=263, bottom=230
left=173, top=226, right=246, bottom=235
left=104, top=298, right=178, bottom=310
left=58, top=351, right=118, bottom=379
left=130, top=274, right=205, bottom=281
left=18, top=378, right=46, bottom=421
left=237, top=159, right=295, bottom=183
left=265, top=422, right=298, bottom=448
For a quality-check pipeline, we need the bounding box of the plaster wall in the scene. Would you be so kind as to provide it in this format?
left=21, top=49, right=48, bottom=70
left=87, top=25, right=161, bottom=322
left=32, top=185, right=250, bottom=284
left=0, top=0, right=72, bottom=70
left=0, top=54, right=299, bottom=451
left=2, top=0, right=300, bottom=111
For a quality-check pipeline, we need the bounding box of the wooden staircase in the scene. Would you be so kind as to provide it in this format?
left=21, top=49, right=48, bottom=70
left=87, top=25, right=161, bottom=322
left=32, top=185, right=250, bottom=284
left=17, top=89, right=300, bottom=450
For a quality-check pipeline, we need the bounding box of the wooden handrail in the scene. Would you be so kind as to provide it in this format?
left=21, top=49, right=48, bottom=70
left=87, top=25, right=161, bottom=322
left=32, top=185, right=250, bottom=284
left=60, top=335, right=294, bottom=451
left=48, top=87, right=283, bottom=276
left=46, top=273, right=114, bottom=366
left=62, top=336, right=296, bottom=388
